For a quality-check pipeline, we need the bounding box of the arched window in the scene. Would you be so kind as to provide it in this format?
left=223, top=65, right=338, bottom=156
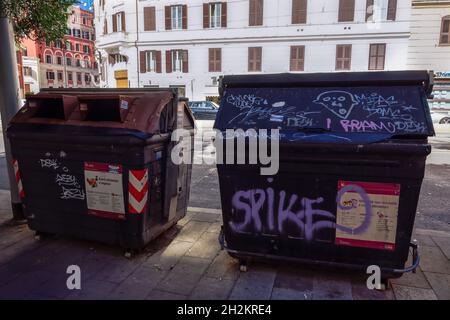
left=441, top=16, right=450, bottom=45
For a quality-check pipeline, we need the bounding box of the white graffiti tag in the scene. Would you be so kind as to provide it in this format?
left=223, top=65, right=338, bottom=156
left=40, top=159, right=60, bottom=170
left=61, top=186, right=85, bottom=200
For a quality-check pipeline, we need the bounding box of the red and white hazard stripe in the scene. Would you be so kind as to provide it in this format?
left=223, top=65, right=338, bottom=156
left=12, top=159, right=25, bottom=199
left=128, top=169, right=149, bottom=214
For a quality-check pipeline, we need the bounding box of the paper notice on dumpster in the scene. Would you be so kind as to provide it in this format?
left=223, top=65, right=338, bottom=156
left=84, top=162, right=125, bottom=220
left=335, top=181, right=400, bottom=251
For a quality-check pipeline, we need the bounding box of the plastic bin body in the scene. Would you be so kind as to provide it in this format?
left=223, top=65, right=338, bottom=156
left=7, top=89, right=195, bottom=249
left=215, top=71, right=434, bottom=278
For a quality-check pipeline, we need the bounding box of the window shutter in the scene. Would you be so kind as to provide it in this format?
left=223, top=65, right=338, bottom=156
left=112, top=14, right=117, bottom=32
left=165, top=6, right=171, bottom=30
left=290, top=46, right=295, bottom=71
left=103, top=19, right=108, bottom=34
left=249, top=0, right=255, bottom=26
left=387, top=0, right=397, bottom=21
left=109, top=54, right=115, bottom=65
left=182, top=50, right=189, bottom=73
left=144, top=7, right=156, bottom=31
left=256, top=47, right=262, bottom=71
left=203, top=3, right=210, bottom=28
left=365, top=0, right=374, bottom=22
left=166, top=50, right=172, bottom=73
left=256, top=0, right=263, bottom=26
left=216, top=48, right=222, bottom=72
left=140, top=51, right=146, bottom=73
left=292, top=0, right=307, bottom=24
left=222, top=2, right=227, bottom=27
left=338, top=0, right=355, bottom=22
left=182, top=5, right=188, bottom=29
left=121, top=11, right=126, bottom=31
left=156, top=51, right=162, bottom=73
left=209, top=48, right=214, bottom=72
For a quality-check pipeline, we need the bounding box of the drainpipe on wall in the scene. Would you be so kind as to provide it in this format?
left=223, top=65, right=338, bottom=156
left=135, top=0, right=140, bottom=88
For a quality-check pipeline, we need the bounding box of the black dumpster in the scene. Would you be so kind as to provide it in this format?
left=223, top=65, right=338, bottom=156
left=215, top=71, right=435, bottom=280
left=7, top=88, right=195, bottom=253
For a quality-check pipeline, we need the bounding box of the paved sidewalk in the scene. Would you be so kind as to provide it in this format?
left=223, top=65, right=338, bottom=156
left=0, top=206, right=448, bottom=300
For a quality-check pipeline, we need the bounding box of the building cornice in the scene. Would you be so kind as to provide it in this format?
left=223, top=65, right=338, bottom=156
left=96, top=32, right=410, bottom=49
left=412, top=1, right=450, bottom=8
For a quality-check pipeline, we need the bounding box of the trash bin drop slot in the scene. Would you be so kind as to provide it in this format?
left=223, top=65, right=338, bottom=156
left=78, top=95, right=136, bottom=123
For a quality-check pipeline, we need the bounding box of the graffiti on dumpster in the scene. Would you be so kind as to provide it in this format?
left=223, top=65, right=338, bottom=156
left=39, top=152, right=85, bottom=201
left=228, top=179, right=372, bottom=242
left=220, top=87, right=432, bottom=137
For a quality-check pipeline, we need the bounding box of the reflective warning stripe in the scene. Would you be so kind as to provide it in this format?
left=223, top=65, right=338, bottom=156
left=128, top=169, right=148, bottom=214
left=13, top=159, right=25, bottom=198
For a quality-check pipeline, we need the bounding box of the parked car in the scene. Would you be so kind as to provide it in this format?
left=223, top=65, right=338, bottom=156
left=430, top=111, right=450, bottom=124
left=188, top=101, right=219, bottom=120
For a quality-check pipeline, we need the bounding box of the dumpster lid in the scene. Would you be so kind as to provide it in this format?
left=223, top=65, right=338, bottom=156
left=11, top=91, right=176, bottom=135
left=215, top=71, right=435, bottom=143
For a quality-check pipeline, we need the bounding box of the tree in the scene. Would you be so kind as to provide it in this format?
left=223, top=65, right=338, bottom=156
left=0, top=0, right=77, bottom=43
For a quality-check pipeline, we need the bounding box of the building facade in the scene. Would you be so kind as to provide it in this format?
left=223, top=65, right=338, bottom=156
left=407, top=0, right=450, bottom=117
left=95, top=0, right=410, bottom=100
left=37, top=6, right=98, bottom=89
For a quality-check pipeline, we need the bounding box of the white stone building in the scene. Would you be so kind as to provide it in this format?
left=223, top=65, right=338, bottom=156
left=407, top=0, right=450, bottom=115
left=95, top=0, right=411, bottom=101
left=22, top=56, right=41, bottom=95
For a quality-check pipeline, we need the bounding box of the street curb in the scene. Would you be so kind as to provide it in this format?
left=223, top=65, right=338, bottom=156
left=187, top=206, right=222, bottom=215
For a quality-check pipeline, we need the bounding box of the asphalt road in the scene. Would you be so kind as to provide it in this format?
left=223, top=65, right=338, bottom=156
left=1, top=120, right=449, bottom=232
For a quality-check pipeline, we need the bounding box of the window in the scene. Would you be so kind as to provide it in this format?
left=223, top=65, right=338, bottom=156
left=336, top=44, right=352, bottom=70
left=440, top=16, right=450, bottom=45
left=140, top=51, right=161, bottom=73
left=210, top=3, right=222, bottom=28
left=23, top=67, right=32, bottom=76
left=204, top=3, right=226, bottom=28
left=57, top=71, right=63, bottom=81
left=209, top=48, right=221, bottom=72
left=77, top=72, right=82, bottom=83
left=292, top=0, right=307, bottom=24
left=387, top=0, right=397, bottom=21
left=369, top=44, right=386, bottom=70
left=85, top=73, right=91, bottom=83
left=66, top=42, right=72, bottom=50
left=56, top=56, right=62, bottom=65
left=290, top=46, right=305, bottom=71
left=113, top=12, right=126, bottom=32
left=45, top=55, right=52, bottom=64
left=46, top=71, right=55, bottom=80
left=65, top=28, right=72, bottom=35
left=103, top=18, right=108, bottom=34
left=248, top=47, right=262, bottom=72
left=76, top=43, right=80, bottom=52
left=68, top=73, right=73, bottom=81
left=55, top=40, right=62, bottom=49
left=366, top=0, right=374, bottom=22
left=83, top=45, right=90, bottom=53
left=144, top=7, right=156, bottom=31
left=76, top=59, right=81, bottom=67
left=82, top=31, right=90, bottom=40
left=172, top=50, right=184, bottom=72
left=165, top=5, right=187, bottom=30
left=338, top=0, right=355, bottom=22
left=249, top=0, right=263, bottom=26
left=171, top=5, right=183, bottom=30
left=66, top=57, right=72, bottom=66
left=73, top=29, right=81, bottom=38
left=166, top=50, right=188, bottom=73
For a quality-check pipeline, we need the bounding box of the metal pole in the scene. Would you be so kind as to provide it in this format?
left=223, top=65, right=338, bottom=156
left=0, top=17, right=25, bottom=220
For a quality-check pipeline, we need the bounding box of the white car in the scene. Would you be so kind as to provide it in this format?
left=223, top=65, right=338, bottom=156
left=430, top=111, right=450, bottom=124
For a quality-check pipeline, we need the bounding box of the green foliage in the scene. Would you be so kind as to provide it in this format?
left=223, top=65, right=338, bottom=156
left=0, top=0, right=77, bottom=43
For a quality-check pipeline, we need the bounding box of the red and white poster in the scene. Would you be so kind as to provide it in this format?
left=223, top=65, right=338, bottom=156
left=84, top=162, right=125, bottom=220
left=335, top=181, right=400, bottom=251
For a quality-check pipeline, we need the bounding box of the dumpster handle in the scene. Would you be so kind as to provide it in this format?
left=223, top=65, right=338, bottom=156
left=219, top=228, right=420, bottom=276
left=392, top=241, right=420, bottom=274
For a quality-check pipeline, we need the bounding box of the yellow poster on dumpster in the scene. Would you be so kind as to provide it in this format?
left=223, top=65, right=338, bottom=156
left=335, top=181, right=400, bottom=251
